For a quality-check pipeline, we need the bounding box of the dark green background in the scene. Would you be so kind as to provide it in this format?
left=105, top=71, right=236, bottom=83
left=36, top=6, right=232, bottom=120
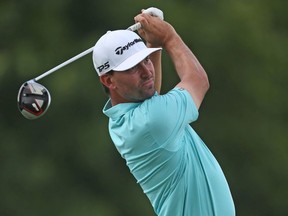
left=1, top=0, right=287, bottom=215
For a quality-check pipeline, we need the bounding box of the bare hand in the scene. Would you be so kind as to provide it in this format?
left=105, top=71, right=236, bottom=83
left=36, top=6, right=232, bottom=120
left=134, top=12, right=176, bottom=48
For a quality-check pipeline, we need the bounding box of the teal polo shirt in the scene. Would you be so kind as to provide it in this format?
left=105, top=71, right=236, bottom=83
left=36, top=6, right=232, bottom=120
left=103, top=88, right=235, bottom=216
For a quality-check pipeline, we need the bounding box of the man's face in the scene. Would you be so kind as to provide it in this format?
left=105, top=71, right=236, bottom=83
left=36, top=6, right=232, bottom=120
left=107, top=57, right=156, bottom=103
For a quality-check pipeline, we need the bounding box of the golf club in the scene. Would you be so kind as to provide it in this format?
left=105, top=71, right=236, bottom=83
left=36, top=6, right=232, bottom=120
left=17, top=7, right=164, bottom=120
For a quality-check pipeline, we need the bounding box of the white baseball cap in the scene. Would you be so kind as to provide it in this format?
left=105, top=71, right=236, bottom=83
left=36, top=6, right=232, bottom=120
left=92, top=30, right=161, bottom=76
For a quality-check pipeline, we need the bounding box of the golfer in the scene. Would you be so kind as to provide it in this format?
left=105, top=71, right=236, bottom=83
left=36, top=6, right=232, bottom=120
left=93, top=10, right=235, bottom=216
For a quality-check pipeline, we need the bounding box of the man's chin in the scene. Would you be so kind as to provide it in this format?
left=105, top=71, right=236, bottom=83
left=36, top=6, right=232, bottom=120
left=144, top=90, right=156, bottom=99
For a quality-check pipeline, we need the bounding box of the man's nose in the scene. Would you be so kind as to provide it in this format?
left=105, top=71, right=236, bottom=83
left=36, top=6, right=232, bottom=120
left=139, top=62, right=152, bottom=78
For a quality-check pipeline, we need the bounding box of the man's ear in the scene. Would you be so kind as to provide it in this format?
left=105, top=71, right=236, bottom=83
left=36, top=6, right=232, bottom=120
left=100, top=74, right=115, bottom=90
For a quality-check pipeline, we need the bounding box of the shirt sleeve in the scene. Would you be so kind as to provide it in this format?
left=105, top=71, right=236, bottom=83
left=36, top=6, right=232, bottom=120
left=141, top=87, right=199, bottom=150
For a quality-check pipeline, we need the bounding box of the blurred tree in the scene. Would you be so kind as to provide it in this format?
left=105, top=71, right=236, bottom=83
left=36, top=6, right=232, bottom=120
left=0, top=0, right=287, bottom=215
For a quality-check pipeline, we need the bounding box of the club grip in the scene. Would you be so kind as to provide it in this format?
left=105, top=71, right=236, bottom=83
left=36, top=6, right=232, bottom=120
left=127, top=7, right=164, bottom=32
left=127, top=22, right=142, bottom=31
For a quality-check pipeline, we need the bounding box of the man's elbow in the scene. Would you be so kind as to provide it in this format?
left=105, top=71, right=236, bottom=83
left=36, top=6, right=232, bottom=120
left=202, top=73, right=210, bottom=94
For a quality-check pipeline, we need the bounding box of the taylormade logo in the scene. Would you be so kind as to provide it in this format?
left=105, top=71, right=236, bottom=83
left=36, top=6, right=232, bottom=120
left=115, top=38, right=143, bottom=55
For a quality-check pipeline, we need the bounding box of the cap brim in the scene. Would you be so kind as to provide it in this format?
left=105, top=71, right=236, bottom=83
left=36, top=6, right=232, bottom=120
left=113, top=47, right=162, bottom=71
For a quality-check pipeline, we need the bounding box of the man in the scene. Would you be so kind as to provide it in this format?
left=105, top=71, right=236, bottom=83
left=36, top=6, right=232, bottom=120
left=92, top=10, right=235, bottom=216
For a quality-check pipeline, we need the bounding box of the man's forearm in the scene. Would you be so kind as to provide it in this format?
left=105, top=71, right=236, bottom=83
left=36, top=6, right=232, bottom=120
left=147, top=41, right=162, bottom=94
left=150, top=49, right=162, bottom=94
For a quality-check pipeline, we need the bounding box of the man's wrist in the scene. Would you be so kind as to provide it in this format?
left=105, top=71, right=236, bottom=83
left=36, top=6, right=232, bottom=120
left=146, top=42, right=162, bottom=49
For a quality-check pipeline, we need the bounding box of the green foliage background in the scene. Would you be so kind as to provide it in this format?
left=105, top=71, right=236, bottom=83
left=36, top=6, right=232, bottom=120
left=1, top=0, right=287, bottom=215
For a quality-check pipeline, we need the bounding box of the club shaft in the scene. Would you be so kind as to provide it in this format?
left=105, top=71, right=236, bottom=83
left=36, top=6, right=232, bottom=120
left=34, top=47, right=94, bottom=81
left=33, top=23, right=141, bottom=82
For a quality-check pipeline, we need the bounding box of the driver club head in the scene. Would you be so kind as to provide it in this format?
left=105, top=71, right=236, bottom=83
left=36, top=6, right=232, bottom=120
left=17, top=80, right=51, bottom=120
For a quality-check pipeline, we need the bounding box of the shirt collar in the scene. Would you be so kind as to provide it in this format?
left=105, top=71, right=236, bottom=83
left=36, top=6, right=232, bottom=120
left=102, top=91, right=158, bottom=119
left=103, top=98, right=140, bottom=119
